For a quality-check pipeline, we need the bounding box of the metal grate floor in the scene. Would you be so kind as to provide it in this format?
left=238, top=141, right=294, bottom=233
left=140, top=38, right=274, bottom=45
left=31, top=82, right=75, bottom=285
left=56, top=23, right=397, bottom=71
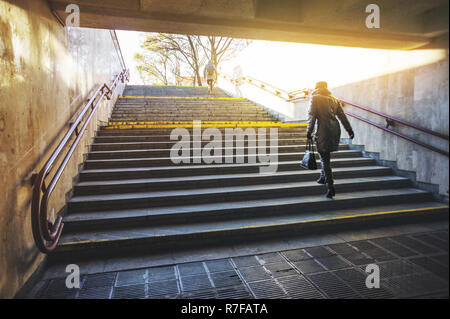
left=36, top=229, right=449, bottom=299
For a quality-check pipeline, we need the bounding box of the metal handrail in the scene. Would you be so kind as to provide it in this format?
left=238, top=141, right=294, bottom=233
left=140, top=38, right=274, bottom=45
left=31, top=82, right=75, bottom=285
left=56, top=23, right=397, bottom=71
left=344, top=110, right=449, bottom=157
left=340, top=99, right=449, bottom=141
left=31, top=69, right=129, bottom=253
left=219, top=73, right=308, bottom=102
left=220, top=72, right=448, bottom=157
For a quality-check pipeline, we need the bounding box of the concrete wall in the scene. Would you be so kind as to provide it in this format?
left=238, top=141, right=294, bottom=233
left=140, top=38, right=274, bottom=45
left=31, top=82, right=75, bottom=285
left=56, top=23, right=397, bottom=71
left=0, top=0, right=125, bottom=298
left=333, top=52, right=449, bottom=201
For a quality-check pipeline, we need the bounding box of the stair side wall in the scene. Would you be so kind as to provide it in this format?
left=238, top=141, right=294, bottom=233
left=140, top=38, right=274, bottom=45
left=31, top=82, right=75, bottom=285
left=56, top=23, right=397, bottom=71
left=334, top=52, right=449, bottom=202
left=0, top=0, right=125, bottom=298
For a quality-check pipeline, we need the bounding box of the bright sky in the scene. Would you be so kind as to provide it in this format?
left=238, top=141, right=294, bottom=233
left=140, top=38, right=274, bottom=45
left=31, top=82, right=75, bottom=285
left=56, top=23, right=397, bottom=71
left=117, top=30, right=446, bottom=89
left=116, top=30, right=148, bottom=84
left=220, top=41, right=446, bottom=90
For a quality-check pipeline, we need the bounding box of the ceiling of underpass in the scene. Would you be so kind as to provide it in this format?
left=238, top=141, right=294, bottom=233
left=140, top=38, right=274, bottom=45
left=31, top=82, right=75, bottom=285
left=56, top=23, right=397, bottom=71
left=48, top=0, right=449, bottom=49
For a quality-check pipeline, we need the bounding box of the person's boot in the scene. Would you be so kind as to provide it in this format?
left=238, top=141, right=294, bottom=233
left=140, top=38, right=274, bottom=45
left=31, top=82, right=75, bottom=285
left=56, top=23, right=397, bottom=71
left=316, top=175, right=326, bottom=185
left=326, top=182, right=335, bottom=198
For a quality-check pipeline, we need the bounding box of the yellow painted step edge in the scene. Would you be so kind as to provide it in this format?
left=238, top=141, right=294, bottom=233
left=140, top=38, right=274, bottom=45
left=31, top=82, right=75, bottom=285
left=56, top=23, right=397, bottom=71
left=60, top=205, right=448, bottom=246
left=105, top=121, right=308, bottom=129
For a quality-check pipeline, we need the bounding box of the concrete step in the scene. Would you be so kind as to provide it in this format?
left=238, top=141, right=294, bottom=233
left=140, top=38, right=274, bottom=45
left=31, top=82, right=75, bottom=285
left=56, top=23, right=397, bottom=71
left=83, top=150, right=363, bottom=169
left=112, top=112, right=267, bottom=116
left=68, top=176, right=411, bottom=213
left=97, top=127, right=308, bottom=136
left=111, top=111, right=273, bottom=115
left=112, top=107, right=269, bottom=116
left=48, top=88, right=449, bottom=263
left=94, top=133, right=306, bottom=143
left=87, top=144, right=348, bottom=159
left=73, top=166, right=392, bottom=196
left=109, top=117, right=277, bottom=121
left=122, top=86, right=230, bottom=96
left=79, top=157, right=377, bottom=181
left=114, top=104, right=261, bottom=109
left=63, top=189, right=437, bottom=231
left=116, top=100, right=254, bottom=104
left=113, top=106, right=262, bottom=110
left=57, top=196, right=446, bottom=255
left=90, top=138, right=310, bottom=151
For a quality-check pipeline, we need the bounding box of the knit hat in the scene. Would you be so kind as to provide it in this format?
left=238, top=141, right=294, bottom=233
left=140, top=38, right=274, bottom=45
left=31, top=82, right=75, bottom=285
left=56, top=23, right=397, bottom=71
left=315, top=81, right=328, bottom=89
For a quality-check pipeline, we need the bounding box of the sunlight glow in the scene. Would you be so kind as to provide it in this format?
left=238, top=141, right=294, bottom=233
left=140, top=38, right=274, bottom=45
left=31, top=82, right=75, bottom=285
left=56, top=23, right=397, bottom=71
left=221, top=41, right=447, bottom=90
left=117, top=30, right=447, bottom=90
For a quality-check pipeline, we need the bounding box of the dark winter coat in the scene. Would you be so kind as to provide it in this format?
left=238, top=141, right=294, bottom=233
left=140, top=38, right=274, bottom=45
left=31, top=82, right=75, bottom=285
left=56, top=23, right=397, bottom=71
left=307, top=88, right=353, bottom=153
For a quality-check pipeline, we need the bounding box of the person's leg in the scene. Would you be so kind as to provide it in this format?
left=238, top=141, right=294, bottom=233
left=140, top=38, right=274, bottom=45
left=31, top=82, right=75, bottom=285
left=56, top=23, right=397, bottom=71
left=319, top=151, right=335, bottom=198
left=207, top=80, right=213, bottom=94
left=317, top=154, right=326, bottom=184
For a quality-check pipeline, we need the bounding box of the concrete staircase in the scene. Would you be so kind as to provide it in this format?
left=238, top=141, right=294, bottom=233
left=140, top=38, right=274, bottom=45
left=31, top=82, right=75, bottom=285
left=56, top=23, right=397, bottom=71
left=52, top=86, right=448, bottom=260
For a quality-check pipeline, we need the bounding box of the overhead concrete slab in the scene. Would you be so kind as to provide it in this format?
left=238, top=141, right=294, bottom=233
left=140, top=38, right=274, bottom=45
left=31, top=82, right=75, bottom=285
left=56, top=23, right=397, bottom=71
left=46, top=0, right=449, bottom=49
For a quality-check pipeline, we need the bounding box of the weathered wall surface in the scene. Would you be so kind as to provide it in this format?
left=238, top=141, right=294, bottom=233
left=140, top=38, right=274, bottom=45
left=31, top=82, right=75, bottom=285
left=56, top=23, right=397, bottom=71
left=333, top=52, right=449, bottom=201
left=0, top=0, right=125, bottom=298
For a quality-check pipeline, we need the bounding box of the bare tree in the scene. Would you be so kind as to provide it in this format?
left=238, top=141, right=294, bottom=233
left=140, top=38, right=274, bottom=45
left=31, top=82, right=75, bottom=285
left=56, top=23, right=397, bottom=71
left=135, top=33, right=250, bottom=86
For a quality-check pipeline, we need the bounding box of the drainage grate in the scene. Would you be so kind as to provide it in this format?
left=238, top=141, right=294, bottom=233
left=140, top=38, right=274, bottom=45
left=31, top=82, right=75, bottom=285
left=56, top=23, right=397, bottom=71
left=205, top=259, right=234, bottom=273
left=40, top=279, right=78, bottom=299
left=181, top=289, right=217, bottom=299
left=78, top=286, right=113, bottom=299
left=350, top=240, right=396, bottom=262
left=181, top=274, right=213, bottom=292
left=248, top=279, right=287, bottom=299
left=31, top=229, right=450, bottom=299
left=431, top=231, right=449, bottom=242
left=277, top=275, right=324, bottom=299
left=82, top=272, right=116, bottom=289
left=178, top=262, right=206, bottom=277
left=238, top=266, right=272, bottom=282
left=408, top=257, right=449, bottom=280
left=115, top=269, right=146, bottom=287
left=281, top=249, right=312, bottom=262
left=112, top=284, right=145, bottom=299
left=340, top=252, right=374, bottom=266
left=370, top=238, right=418, bottom=257
left=431, top=254, right=449, bottom=266
left=180, top=285, right=252, bottom=299
left=307, top=272, right=361, bottom=299
left=216, top=285, right=253, bottom=299
left=264, top=262, right=298, bottom=278
left=412, top=234, right=448, bottom=251
left=256, top=252, right=285, bottom=264
left=376, top=260, right=424, bottom=278
left=147, top=280, right=180, bottom=297
left=232, top=255, right=261, bottom=268
left=383, top=273, right=448, bottom=298
left=327, top=243, right=359, bottom=256
left=334, top=268, right=394, bottom=299
left=316, top=255, right=351, bottom=271
left=293, top=259, right=326, bottom=274
left=210, top=271, right=242, bottom=288
left=147, top=266, right=176, bottom=282
left=304, top=246, right=334, bottom=258
left=390, top=236, right=439, bottom=255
